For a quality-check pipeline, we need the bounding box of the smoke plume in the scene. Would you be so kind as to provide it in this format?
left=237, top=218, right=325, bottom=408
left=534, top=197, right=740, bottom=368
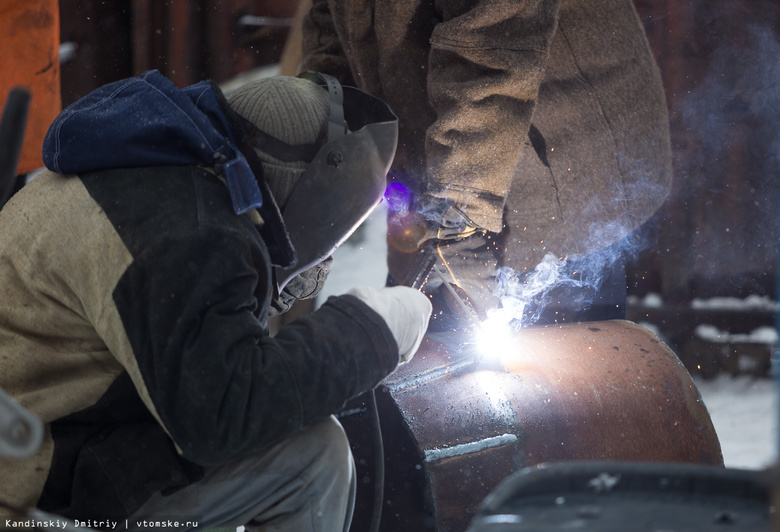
left=491, top=220, right=648, bottom=328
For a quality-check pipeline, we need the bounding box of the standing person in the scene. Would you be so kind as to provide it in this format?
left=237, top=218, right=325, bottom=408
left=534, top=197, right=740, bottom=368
left=301, top=0, right=672, bottom=322
left=0, top=70, right=431, bottom=531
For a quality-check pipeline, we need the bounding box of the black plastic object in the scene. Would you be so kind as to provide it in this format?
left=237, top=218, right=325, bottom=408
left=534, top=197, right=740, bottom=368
left=274, top=75, right=398, bottom=293
left=0, top=87, right=31, bottom=208
left=467, top=461, right=770, bottom=532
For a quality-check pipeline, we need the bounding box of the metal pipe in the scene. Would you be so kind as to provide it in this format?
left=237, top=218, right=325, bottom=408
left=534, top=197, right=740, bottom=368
left=344, top=320, right=725, bottom=531
left=0, top=87, right=31, bottom=208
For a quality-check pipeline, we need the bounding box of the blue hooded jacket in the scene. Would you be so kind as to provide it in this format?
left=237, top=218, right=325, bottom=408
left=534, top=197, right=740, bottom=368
left=42, top=70, right=263, bottom=216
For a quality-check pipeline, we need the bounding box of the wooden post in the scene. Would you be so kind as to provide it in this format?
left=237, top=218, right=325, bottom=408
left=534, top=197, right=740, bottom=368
left=278, top=0, right=312, bottom=76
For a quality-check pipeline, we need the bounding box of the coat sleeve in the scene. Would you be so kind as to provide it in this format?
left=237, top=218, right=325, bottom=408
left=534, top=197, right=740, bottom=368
left=112, top=224, right=399, bottom=466
left=424, top=0, right=562, bottom=233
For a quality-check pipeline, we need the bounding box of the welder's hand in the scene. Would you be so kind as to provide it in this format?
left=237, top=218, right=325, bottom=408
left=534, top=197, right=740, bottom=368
left=387, top=198, right=484, bottom=254
left=425, top=200, right=484, bottom=241
left=346, top=286, right=432, bottom=363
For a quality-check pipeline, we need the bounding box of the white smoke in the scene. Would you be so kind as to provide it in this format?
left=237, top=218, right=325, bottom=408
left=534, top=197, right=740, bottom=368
left=489, top=253, right=566, bottom=328
left=490, top=220, right=648, bottom=328
left=676, top=21, right=780, bottom=286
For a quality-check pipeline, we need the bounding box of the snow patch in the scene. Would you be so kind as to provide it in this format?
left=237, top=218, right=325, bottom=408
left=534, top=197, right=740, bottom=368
left=694, top=375, right=777, bottom=469
left=630, top=293, right=779, bottom=312
left=695, top=324, right=779, bottom=345
left=691, top=294, right=779, bottom=312
left=627, top=293, right=664, bottom=308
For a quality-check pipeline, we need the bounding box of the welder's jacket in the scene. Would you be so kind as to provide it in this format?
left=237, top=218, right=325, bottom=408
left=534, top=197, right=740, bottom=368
left=302, top=0, right=673, bottom=272
left=0, top=71, right=399, bottom=520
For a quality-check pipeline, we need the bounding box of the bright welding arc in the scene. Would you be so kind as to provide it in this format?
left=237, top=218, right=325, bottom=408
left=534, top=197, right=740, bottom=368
left=429, top=264, right=515, bottom=362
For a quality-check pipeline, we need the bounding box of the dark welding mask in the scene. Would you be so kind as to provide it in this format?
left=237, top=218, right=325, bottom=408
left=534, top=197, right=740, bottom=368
left=273, top=72, right=398, bottom=293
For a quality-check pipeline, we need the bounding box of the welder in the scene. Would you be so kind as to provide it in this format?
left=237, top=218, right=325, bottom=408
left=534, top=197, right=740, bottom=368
left=301, top=0, right=673, bottom=322
left=0, top=71, right=431, bottom=531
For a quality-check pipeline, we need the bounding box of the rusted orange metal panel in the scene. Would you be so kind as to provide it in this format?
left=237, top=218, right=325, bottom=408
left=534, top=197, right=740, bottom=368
left=0, top=0, right=61, bottom=174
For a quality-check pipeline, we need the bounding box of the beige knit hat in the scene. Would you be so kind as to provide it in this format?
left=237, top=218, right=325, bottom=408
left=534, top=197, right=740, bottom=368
left=227, top=76, right=330, bottom=209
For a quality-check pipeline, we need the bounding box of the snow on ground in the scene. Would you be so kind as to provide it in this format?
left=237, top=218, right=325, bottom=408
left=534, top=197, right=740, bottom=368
left=318, top=205, right=779, bottom=472
left=694, top=374, right=777, bottom=469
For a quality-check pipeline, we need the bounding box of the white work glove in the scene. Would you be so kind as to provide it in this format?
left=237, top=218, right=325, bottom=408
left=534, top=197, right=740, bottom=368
left=346, top=286, right=432, bottom=364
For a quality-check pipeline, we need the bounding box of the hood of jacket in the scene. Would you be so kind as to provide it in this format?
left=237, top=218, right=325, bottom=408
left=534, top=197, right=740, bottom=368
left=42, top=70, right=295, bottom=269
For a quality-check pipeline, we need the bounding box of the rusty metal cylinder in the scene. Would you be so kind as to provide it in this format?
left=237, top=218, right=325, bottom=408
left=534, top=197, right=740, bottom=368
left=342, top=320, right=723, bottom=532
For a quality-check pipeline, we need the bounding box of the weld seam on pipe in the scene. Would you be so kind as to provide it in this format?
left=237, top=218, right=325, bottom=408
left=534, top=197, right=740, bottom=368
left=424, top=433, right=518, bottom=462
left=385, top=359, right=475, bottom=392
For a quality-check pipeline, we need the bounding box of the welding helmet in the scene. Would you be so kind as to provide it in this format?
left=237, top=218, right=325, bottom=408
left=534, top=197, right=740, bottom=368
left=263, top=72, right=398, bottom=292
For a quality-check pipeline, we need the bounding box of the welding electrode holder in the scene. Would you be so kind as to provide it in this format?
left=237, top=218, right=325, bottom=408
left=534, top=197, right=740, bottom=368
left=402, top=239, right=490, bottom=337
left=423, top=201, right=484, bottom=241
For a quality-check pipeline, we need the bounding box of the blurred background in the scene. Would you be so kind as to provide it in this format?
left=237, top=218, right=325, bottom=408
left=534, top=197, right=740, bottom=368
left=39, top=0, right=780, bottom=380
left=3, top=0, right=778, bottom=469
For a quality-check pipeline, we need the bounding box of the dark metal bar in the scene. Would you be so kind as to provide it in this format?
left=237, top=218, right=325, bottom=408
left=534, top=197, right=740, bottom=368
left=0, top=88, right=31, bottom=208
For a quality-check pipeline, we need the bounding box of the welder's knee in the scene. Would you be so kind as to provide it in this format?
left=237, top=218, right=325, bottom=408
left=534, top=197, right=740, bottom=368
left=129, top=416, right=356, bottom=532
left=242, top=415, right=356, bottom=531
left=299, top=416, right=355, bottom=532
left=304, top=414, right=354, bottom=487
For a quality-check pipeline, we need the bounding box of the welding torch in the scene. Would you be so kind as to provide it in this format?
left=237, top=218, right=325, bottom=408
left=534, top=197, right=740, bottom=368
left=388, top=198, right=522, bottom=372
left=407, top=246, right=509, bottom=373
left=390, top=208, right=500, bottom=371
left=388, top=199, right=487, bottom=324
left=388, top=200, right=485, bottom=315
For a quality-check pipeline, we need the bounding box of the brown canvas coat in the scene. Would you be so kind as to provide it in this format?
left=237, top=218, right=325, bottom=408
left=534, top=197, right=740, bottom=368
left=301, top=0, right=672, bottom=276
